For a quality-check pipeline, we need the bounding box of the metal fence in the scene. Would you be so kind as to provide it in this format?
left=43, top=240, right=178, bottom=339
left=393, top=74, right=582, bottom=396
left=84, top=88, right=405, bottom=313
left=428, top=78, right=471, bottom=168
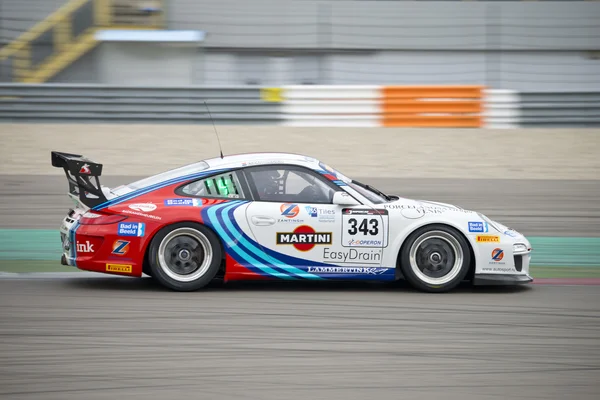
left=519, top=92, right=600, bottom=127
left=0, top=84, right=283, bottom=124
left=1, top=84, right=600, bottom=127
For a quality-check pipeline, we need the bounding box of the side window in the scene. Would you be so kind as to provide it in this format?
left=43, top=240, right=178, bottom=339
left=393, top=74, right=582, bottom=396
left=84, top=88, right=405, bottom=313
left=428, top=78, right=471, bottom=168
left=246, top=166, right=336, bottom=204
left=179, top=171, right=245, bottom=199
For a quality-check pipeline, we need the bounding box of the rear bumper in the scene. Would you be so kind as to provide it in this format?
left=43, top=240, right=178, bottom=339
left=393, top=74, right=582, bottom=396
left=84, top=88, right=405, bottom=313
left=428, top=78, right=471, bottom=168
left=473, top=274, right=533, bottom=286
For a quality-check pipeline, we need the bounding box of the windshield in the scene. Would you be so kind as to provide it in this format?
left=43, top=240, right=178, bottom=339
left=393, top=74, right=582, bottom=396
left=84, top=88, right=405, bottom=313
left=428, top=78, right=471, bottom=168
left=111, top=161, right=210, bottom=195
left=347, top=180, right=389, bottom=204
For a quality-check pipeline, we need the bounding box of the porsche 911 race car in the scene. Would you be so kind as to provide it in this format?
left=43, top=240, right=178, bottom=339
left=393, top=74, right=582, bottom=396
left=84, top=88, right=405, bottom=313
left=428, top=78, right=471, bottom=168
left=52, top=150, right=533, bottom=293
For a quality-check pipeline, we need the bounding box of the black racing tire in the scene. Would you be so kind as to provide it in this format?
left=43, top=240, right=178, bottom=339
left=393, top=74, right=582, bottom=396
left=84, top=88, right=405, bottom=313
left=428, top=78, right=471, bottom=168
left=148, top=222, right=222, bottom=291
left=399, top=224, right=471, bottom=293
left=142, top=263, right=153, bottom=277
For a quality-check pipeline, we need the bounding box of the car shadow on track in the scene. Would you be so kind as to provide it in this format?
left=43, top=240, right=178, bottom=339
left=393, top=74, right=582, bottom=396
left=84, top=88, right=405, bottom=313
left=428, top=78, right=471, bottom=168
left=62, top=275, right=533, bottom=295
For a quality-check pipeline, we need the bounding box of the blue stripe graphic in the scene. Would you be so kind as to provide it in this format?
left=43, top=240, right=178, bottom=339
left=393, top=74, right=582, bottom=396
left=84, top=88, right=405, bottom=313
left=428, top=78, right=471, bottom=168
left=219, top=204, right=323, bottom=280
left=200, top=200, right=394, bottom=281
left=93, top=168, right=229, bottom=210
left=205, top=202, right=295, bottom=279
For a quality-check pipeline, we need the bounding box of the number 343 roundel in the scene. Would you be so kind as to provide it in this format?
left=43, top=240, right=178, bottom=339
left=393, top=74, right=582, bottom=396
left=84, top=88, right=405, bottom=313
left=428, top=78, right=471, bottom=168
left=341, top=208, right=389, bottom=248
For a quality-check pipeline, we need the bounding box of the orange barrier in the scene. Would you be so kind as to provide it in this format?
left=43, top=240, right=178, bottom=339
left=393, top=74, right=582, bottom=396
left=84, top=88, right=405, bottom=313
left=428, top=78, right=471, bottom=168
left=381, top=86, right=485, bottom=127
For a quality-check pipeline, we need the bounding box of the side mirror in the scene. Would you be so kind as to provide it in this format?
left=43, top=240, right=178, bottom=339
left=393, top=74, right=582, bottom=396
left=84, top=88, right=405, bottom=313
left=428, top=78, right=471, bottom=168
left=332, top=191, right=360, bottom=206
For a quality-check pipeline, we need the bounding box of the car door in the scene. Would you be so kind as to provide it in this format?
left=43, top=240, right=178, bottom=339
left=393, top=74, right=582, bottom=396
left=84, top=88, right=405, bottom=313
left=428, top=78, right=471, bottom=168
left=243, top=165, right=387, bottom=280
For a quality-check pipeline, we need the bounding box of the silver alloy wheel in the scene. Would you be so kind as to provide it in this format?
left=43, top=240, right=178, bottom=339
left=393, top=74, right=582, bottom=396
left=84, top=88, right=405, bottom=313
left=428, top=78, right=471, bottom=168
left=408, top=230, right=464, bottom=286
left=157, top=227, right=213, bottom=282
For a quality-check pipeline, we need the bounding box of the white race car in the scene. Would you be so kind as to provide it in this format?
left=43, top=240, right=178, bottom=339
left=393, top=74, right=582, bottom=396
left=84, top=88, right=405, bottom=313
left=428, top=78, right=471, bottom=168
left=54, top=151, right=533, bottom=293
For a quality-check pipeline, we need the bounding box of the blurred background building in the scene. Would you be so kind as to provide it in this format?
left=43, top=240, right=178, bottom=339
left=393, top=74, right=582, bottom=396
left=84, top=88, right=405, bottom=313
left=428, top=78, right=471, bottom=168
left=1, top=0, right=599, bottom=90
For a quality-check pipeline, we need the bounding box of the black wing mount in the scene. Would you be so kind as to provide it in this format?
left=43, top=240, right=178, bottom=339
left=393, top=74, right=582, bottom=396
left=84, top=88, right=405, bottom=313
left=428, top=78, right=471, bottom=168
left=51, top=151, right=108, bottom=209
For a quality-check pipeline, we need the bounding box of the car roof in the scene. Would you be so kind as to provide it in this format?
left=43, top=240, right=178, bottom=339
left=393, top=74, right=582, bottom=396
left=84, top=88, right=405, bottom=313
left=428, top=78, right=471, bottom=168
left=204, top=152, right=321, bottom=170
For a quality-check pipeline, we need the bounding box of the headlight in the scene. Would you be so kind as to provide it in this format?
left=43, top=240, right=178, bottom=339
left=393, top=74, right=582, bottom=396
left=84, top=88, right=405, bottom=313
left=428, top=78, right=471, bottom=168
left=477, top=213, right=502, bottom=233
left=513, top=243, right=528, bottom=254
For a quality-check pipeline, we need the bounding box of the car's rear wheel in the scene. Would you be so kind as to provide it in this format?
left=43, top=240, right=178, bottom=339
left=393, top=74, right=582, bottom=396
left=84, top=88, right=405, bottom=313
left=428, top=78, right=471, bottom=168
left=148, top=222, right=222, bottom=291
left=399, top=224, right=471, bottom=293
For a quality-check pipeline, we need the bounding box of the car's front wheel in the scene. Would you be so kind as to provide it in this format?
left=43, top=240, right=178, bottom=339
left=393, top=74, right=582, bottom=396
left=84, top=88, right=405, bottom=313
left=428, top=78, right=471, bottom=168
left=399, top=224, right=471, bottom=293
left=148, top=222, right=222, bottom=291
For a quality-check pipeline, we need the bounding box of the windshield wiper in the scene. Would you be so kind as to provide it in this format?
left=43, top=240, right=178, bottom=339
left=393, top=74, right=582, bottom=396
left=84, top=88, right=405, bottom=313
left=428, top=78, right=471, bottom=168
left=353, top=180, right=392, bottom=201
left=366, top=184, right=392, bottom=201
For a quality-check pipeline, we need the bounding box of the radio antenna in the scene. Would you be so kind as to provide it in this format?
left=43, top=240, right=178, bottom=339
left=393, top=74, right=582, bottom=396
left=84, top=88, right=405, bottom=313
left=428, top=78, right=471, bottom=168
left=204, top=101, right=224, bottom=159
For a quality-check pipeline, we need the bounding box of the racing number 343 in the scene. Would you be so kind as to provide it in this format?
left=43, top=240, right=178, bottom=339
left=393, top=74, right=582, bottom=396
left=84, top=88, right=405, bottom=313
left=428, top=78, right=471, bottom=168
left=347, top=218, right=379, bottom=236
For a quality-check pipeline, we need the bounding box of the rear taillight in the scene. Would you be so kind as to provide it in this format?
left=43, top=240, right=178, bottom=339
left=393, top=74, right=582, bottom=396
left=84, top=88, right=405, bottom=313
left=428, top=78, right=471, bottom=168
left=79, top=211, right=127, bottom=225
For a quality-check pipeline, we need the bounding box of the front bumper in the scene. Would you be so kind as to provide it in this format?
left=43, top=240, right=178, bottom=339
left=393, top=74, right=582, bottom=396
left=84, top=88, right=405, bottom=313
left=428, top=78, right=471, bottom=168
left=473, top=273, right=533, bottom=286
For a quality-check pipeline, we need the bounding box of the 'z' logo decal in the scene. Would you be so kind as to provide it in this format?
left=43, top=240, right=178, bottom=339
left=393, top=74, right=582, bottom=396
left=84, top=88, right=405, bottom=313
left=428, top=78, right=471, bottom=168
left=112, top=240, right=130, bottom=255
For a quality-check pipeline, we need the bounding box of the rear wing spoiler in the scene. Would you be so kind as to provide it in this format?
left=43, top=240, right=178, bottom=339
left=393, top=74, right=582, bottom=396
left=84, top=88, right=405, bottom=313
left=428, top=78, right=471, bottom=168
left=51, top=151, right=108, bottom=209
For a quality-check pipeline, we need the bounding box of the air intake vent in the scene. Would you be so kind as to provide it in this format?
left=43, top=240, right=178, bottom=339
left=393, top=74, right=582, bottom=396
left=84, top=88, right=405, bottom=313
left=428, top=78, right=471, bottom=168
left=514, top=255, right=523, bottom=272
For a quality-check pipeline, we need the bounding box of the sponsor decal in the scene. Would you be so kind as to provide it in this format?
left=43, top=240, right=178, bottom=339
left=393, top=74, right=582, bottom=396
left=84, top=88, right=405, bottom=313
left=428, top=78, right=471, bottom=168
left=128, top=203, right=157, bottom=212
left=106, top=263, right=132, bottom=274
left=347, top=239, right=383, bottom=247
left=503, top=230, right=519, bottom=238
left=281, top=203, right=300, bottom=218
left=491, top=248, right=505, bottom=262
left=468, top=221, right=489, bottom=233
left=482, top=266, right=514, bottom=273
left=121, top=209, right=161, bottom=220
left=118, top=222, right=145, bottom=237
left=241, top=159, right=286, bottom=167
left=276, top=225, right=332, bottom=251
left=385, top=204, right=445, bottom=214
left=476, top=235, right=500, bottom=243
left=386, top=204, right=472, bottom=217
left=76, top=240, right=94, bottom=253
left=278, top=203, right=303, bottom=223
left=79, top=164, right=91, bottom=174
left=486, top=248, right=508, bottom=267
left=305, top=206, right=336, bottom=223
left=112, top=240, right=130, bottom=255
left=164, top=198, right=194, bottom=206
left=307, top=266, right=389, bottom=275
left=323, top=248, right=382, bottom=264
left=342, top=208, right=388, bottom=215
left=305, top=206, right=317, bottom=218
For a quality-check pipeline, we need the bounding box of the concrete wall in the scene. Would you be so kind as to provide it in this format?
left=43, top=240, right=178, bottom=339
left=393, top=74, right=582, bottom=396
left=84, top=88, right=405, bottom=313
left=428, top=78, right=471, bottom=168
left=167, top=0, right=600, bottom=50
left=0, top=124, right=599, bottom=180
left=96, top=43, right=200, bottom=86
left=2, top=1, right=598, bottom=88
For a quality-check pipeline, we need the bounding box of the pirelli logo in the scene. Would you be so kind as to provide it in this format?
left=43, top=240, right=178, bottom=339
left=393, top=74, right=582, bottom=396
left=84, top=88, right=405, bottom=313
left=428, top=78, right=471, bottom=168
left=106, top=263, right=132, bottom=273
left=476, top=235, right=500, bottom=243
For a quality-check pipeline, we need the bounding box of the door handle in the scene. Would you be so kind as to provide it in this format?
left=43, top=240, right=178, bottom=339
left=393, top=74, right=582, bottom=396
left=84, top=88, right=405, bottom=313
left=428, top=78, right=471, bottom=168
left=251, top=216, right=276, bottom=226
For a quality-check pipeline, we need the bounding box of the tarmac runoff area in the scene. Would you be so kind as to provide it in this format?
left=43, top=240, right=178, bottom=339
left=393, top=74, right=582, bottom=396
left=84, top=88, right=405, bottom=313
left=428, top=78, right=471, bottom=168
left=0, top=278, right=599, bottom=400
left=0, top=125, right=599, bottom=398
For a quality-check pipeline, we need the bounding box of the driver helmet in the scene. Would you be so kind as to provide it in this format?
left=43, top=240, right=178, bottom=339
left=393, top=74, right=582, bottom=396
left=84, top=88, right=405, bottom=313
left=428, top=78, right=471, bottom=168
left=253, top=169, right=282, bottom=196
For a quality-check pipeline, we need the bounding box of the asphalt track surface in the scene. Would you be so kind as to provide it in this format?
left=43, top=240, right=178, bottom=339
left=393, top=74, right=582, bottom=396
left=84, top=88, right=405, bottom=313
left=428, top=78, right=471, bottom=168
left=1, top=175, right=600, bottom=236
left=1, top=175, right=599, bottom=399
left=0, top=277, right=599, bottom=400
